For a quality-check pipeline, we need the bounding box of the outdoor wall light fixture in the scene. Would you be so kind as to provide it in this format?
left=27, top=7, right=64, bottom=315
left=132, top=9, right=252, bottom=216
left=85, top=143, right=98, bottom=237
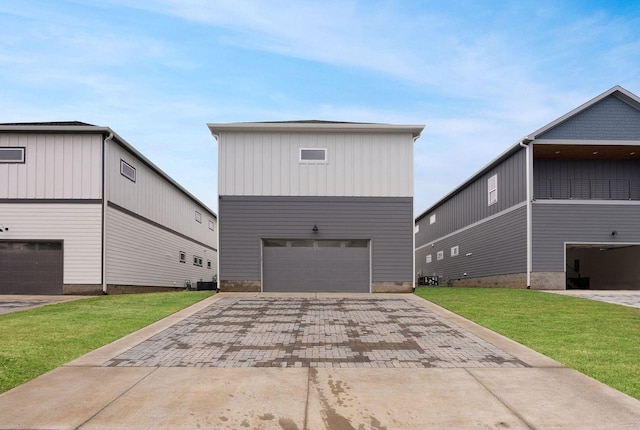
left=0, top=224, right=7, bottom=232
left=312, top=225, right=319, bottom=233
left=611, top=231, right=617, bottom=236
left=466, top=252, right=473, bottom=257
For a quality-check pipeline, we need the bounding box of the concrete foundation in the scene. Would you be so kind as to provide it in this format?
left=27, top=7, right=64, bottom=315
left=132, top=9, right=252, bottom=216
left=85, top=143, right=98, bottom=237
left=372, top=281, right=413, bottom=293
left=530, top=272, right=565, bottom=290
left=219, top=280, right=261, bottom=292
left=63, top=284, right=103, bottom=295
left=443, top=273, right=528, bottom=289
left=105, top=285, right=187, bottom=295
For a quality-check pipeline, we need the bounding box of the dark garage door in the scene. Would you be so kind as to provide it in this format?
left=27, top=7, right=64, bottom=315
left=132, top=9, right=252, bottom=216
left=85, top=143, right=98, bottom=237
left=0, top=241, right=63, bottom=294
left=263, top=239, right=370, bottom=293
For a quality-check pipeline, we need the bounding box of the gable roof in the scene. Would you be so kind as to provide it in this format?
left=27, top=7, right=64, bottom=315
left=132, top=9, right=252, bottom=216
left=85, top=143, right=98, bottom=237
left=528, top=86, right=640, bottom=139
left=415, top=85, right=640, bottom=222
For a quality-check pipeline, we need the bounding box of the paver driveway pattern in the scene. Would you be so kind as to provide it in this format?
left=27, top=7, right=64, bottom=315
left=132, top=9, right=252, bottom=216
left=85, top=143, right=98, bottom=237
left=103, top=296, right=527, bottom=369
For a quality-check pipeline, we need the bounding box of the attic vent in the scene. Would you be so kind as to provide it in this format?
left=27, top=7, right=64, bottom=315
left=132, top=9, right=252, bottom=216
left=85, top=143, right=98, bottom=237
left=120, top=159, right=136, bottom=182
left=300, top=148, right=327, bottom=162
left=0, top=147, right=25, bottom=163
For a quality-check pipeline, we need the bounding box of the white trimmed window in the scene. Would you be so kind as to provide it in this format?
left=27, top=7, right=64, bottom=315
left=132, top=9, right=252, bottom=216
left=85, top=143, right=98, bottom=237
left=179, top=251, right=186, bottom=263
left=207, top=260, right=212, bottom=269
left=437, top=250, right=444, bottom=261
left=426, top=254, right=432, bottom=263
left=0, top=147, right=25, bottom=163
left=193, top=256, right=203, bottom=267
left=430, top=214, right=436, bottom=224
left=414, top=224, right=420, bottom=234
left=488, top=174, right=498, bottom=206
left=195, top=211, right=202, bottom=223
left=208, top=220, right=215, bottom=231
left=120, top=159, right=136, bottom=182
left=451, top=246, right=459, bottom=257
left=300, top=148, right=327, bottom=163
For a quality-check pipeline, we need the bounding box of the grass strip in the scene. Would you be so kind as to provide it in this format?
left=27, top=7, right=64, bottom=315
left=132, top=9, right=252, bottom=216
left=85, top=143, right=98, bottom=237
left=0, top=291, right=213, bottom=393
left=414, top=287, right=640, bottom=400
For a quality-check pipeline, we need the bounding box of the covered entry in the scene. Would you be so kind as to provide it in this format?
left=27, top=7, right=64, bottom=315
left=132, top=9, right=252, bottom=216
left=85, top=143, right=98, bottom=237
left=262, top=239, right=370, bottom=292
left=566, top=244, right=640, bottom=290
left=0, top=241, right=63, bottom=294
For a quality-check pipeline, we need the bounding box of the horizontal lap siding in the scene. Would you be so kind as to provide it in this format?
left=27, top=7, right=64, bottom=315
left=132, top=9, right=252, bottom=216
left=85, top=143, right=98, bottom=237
left=219, top=196, right=412, bottom=282
left=532, top=203, right=640, bottom=271
left=416, top=206, right=526, bottom=279
left=0, top=203, right=101, bottom=283
left=415, top=149, right=526, bottom=246
left=105, top=207, right=216, bottom=286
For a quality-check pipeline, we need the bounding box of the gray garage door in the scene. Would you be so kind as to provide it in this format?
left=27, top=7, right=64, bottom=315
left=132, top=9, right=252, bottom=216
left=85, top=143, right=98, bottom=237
left=263, top=239, right=370, bottom=292
left=0, top=241, right=63, bottom=294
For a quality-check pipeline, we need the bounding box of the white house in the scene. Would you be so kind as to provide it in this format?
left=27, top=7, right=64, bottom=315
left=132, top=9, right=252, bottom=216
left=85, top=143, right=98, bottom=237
left=0, top=122, right=217, bottom=294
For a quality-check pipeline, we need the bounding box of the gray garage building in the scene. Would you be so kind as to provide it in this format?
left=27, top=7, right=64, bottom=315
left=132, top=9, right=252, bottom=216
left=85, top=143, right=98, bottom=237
left=209, top=121, right=424, bottom=293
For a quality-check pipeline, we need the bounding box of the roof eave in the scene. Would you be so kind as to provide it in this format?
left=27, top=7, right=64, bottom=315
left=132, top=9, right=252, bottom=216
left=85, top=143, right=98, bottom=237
left=207, top=122, right=425, bottom=138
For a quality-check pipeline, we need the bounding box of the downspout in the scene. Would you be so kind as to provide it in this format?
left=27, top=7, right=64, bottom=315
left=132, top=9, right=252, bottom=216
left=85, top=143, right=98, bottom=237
left=102, top=132, right=114, bottom=294
left=519, top=138, right=532, bottom=288
left=412, top=134, right=421, bottom=292
left=211, top=131, right=221, bottom=291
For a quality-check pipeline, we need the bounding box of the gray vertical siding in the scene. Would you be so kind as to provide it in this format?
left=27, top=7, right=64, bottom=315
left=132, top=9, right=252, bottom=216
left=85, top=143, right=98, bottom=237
left=534, top=159, right=640, bottom=200
left=537, top=95, right=640, bottom=140
left=532, top=202, right=640, bottom=271
left=415, top=148, right=526, bottom=245
left=415, top=205, right=526, bottom=280
left=219, top=196, right=412, bottom=283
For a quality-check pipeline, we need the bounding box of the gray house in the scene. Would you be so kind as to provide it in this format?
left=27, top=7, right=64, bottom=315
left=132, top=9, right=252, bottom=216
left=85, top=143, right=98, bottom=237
left=209, top=121, right=424, bottom=293
left=0, top=122, right=217, bottom=294
left=415, top=86, right=640, bottom=290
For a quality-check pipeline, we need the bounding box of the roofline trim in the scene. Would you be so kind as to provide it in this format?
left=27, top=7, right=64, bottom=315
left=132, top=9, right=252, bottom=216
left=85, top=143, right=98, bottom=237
left=207, top=122, right=425, bottom=138
left=0, top=124, right=217, bottom=218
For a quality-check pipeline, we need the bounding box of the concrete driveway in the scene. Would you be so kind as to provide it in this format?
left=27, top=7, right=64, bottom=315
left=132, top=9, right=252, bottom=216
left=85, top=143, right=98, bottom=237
left=1, top=293, right=639, bottom=429
left=0, top=295, right=91, bottom=315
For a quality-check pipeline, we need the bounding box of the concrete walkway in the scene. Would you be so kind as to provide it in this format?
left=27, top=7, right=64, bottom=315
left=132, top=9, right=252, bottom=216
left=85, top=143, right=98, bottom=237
left=545, top=289, right=640, bottom=309
left=1, top=293, right=639, bottom=429
left=0, top=295, right=91, bottom=315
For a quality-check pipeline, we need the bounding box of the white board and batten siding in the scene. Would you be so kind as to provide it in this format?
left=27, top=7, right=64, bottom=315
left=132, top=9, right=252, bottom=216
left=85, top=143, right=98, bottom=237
left=104, top=140, right=216, bottom=250
left=0, top=133, right=102, bottom=199
left=0, top=203, right=102, bottom=284
left=218, top=131, right=414, bottom=197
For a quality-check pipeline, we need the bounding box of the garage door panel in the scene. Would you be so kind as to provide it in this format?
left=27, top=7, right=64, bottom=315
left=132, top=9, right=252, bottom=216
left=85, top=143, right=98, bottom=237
left=0, top=242, right=63, bottom=294
left=263, top=240, right=370, bottom=293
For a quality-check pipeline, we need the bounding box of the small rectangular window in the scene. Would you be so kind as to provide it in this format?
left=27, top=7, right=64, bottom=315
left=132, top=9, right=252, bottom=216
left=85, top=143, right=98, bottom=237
left=179, top=251, right=186, bottom=263
left=207, top=260, right=212, bottom=269
left=195, top=211, right=202, bottom=223
left=120, top=159, right=136, bottom=182
left=193, top=255, right=203, bottom=267
left=437, top=250, right=444, bottom=261
left=300, top=148, right=327, bottom=162
left=264, top=239, right=287, bottom=247
left=414, top=224, right=420, bottom=234
left=208, top=220, right=215, bottom=231
left=0, top=147, right=25, bottom=163
left=429, top=214, right=436, bottom=225
left=488, top=174, right=498, bottom=206
left=426, top=254, right=432, bottom=263
left=451, top=246, right=459, bottom=257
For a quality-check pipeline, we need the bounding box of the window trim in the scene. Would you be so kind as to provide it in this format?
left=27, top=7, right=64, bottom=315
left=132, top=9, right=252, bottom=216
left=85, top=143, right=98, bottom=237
left=299, top=148, right=328, bottom=163
left=193, top=255, right=203, bottom=267
left=195, top=211, right=202, bottom=223
left=0, top=147, right=26, bottom=164
left=429, top=214, right=436, bottom=225
left=179, top=251, right=186, bottom=263
left=436, top=250, right=444, bottom=261
left=451, top=245, right=459, bottom=257
left=208, top=220, right=215, bottom=231
left=207, top=260, right=212, bottom=269
left=488, top=174, right=498, bottom=206
left=120, top=159, right=136, bottom=182
left=426, top=254, right=432, bottom=263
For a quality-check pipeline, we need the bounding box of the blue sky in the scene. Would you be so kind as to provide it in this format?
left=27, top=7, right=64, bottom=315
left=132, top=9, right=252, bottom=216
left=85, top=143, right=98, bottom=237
left=2, top=1, right=640, bottom=213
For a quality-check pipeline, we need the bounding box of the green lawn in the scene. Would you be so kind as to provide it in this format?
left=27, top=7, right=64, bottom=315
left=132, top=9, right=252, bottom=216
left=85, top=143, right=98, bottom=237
left=415, top=287, right=640, bottom=400
left=0, top=291, right=213, bottom=393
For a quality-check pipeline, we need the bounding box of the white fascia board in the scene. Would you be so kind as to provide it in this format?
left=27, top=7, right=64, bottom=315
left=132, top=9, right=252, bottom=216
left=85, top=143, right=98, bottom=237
left=207, top=122, right=425, bottom=139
